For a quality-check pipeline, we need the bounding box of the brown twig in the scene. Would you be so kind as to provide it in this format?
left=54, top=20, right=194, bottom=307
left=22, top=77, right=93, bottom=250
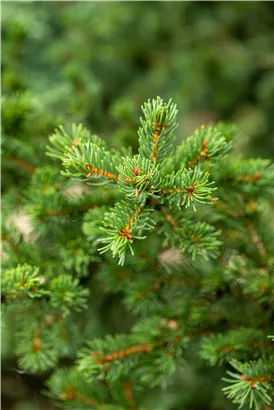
left=235, top=171, right=262, bottom=183
left=152, top=122, right=166, bottom=162
left=210, top=199, right=240, bottom=218
left=8, top=156, right=36, bottom=173
left=85, top=162, right=119, bottom=181
left=188, top=140, right=209, bottom=168
left=220, top=341, right=274, bottom=354
left=119, top=207, right=142, bottom=238
left=241, top=374, right=269, bottom=388
left=123, top=381, right=136, bottom=410
left=60, top=387, right=102, bottom=408
left=91, top=343, right=153, bottom=365
left=33, top=330, right=41, bottom=352
left=160, top=188, right=187, bottom=195
left=161, top=208, right=179, bottom=228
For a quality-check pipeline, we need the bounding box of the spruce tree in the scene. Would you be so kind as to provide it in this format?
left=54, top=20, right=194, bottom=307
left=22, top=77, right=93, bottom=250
left=2, top=96, right=274, bottom=410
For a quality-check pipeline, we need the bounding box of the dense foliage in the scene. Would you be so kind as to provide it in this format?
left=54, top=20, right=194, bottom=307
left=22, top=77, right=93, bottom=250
left=2, top=94, right=274, bottom=409
left=2, top=2, right=274, bottom=410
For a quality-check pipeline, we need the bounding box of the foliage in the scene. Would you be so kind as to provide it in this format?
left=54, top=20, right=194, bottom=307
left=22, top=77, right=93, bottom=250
left=2, top=2, right=274, bottom=410
left=2, top=95, right=274, bottom=410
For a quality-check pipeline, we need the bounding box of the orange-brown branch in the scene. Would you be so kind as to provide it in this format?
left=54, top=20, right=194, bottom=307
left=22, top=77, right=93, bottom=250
left=242, top=374, right=269, bottom=388
left=123, top=381, right=136, bottom=410
left=85, top=162, right=119, bottom=181
left=152, top=130, right=161, bottom=162
left=91, top=343, right=153, bottom=365
left=161, top=208, right=179, bottom=228
left=235, top=171, right=262, bottom=183
left=152, top=122, right=166, bottom=162
left=33, top=330, right=41, bottom=352
left=161, top=188, right=187, bottom=195
left=188, top=140, right=209, bottom=168
left=119, top=207, right=142, bottom=238
left=210, top=199, right=240, bottom=218
left=161, top=184, right=197, bottom=202
left=60, top=387, right=101, bottom=408
left=220, top=341, right=274, bottom=354
left=8, top=156, right=36, bottom=173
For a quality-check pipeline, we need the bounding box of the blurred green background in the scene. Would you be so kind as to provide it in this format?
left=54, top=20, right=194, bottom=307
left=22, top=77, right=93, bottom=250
left=1, top=1, right=274, bottom=409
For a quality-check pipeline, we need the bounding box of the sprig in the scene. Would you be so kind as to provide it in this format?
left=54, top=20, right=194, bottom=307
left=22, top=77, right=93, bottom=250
left=2, top=264, right=47, bottom=300
left=160, top=167, right=217, bottom=210
left=47, top=123, right=108, bottom=160
left=222, top=359, right=273, bottom=410
left=61, top=141, right=120, bottom=185
left=138, top=96, right=178, bottom=166
left=98, top=201, right=155, bottom=265
left=173, top=123, right=234, bottom=171
left=118, top=155, right=161, bottom=203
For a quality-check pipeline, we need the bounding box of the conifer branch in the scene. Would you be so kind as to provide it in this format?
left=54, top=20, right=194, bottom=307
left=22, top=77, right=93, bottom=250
left=90, top=343, right=153, bottom=365
left=173, top=123, right=233, bottom=171
left=78, top=321, right=188, bottom=387
left=4, top=92, right=274, bottom=410
left=61, top=141, right=120, bottom=185
left=7, top=156, right=37, bottom=172
left=123, top=381, right=136, bottom=410
left=222, top=359, right=273, bottom=410
left=118, top=156, right=160, bottom=203
left=201, top=329, right=274, bottom=366
left=98, top=202, right=155, bottom=265
left=2, top=264, right=47, bottom=300
left=218, top=158, right=274, bottom=196
left=160, top=167, right=217, bottom=210
left=160, top=207, right=179, bottom=228
left=161, top=220, right=222, bottom=260
left=47, top=123, right=108, bottom=160
left=47, top=369, right=124, bottom=410
left=138, top=97, right=178, bottom=166
left=47, top=124, right=120, bottom=185
left=60, top=387, right=102, bottom=408
left=210, top=199, right=241, bottom=218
